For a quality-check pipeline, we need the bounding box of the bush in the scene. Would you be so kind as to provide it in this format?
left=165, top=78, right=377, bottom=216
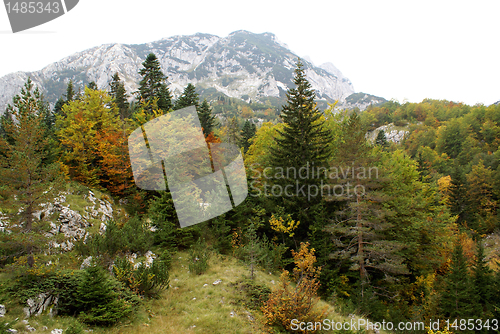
left=209, top=216, right=232, bottom=254
left=239, top=279, right=271, bottom=310
left=76, top=217, right=153, bottom=262
left=148, top=192, right=201, bottom=249
left=232, top=222, right=287, bottom=275
left=261, top=242, right=328, bottom=333
left=188, top=238, right=211, bottom=275
left=113, top=250, right=171, bottom=298
left=65, top=321, right=85, bottom=334
left=76, top=265, right=139, bottom=326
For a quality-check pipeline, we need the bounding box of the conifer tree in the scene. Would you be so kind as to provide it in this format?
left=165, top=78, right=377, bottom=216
left=197, top=99, right=216, bottom=138
left=449, top=166, right=469, bottom=226
left=225, top=116, right=240, bottom=145
left=472, top=241, right=494, bottom=317
left=440, top=241, right=475, bottom=319
left=158, top=83, right=173, bottom=112
left=0, top=79, right=63, bottom=266
left=174, top=83, right=199, bottom=110
left=53, top=97, right=65, bottom=115
left=110, top=73, right=130, bottom=120
left=240, top=120, right=256, bottom=153
left=64, top=80, right=76, bottom=102
left=270, top=59, right=332, bottom=221
left=137, top=53, right=172, bottom=113
left=86, top=81, right=98, bottom=90
left=327, top=113, right=407, bottom=287
left=375, top=129, right=388, bottom=147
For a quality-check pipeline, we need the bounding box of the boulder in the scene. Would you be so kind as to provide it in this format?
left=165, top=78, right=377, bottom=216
left=23, top=293, right=58, bottom=318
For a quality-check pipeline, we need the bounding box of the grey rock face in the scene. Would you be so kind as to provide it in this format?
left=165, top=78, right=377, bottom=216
left=37, top=191, right=114, bottom=252
left=0, top=31, right=355, bottom=113
left=23, top=293, right=58, bottom=318
left=367, top=123, right=410, bottom=144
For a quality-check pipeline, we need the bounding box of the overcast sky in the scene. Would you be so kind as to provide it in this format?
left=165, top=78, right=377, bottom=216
left=0, top=0, right=498, bottom=105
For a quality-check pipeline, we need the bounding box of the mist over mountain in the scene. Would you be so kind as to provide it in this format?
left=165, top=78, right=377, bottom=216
left=0, top=31, right=369, bottom=113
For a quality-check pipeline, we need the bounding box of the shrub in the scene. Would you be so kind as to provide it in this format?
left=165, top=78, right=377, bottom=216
left=148, top=192, right=200, bottom=249
left=188, top=238, right=211, bottom=275
left=261, top=242, right=328, bottom=333
left=209, top=215, right=232, bottom=254
left=76, top=265, right=139, bottom=326
left=113, top=250, right=171, bottom=298
left=239, top=279, right=271, bottom=310
left=232, top=223, right=287, bottom=275
left=65, top=321, right=85, bottom=334
left=76, top=217, right=153, bottom=262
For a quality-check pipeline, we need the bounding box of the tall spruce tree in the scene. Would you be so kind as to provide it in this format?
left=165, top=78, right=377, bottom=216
left=472, top=241, right=494, bottom=317
left=64, top=80, right=76, bottom=102
left=174, top=83, right=199, bottom=110
left=240, top=120, right=256, bottom=153
left=0, top=78, right=63, bottom=265
left=197, top=99, right=216, bottom=138
left=137, top=53, right=172, bottom=113
left=440, top=241, right=475, bottom=319
left=110, top=73, right=130, bottom=120
left=270, top=59, right=332, bottom=229
left=326, top=113, right=408, bottom=288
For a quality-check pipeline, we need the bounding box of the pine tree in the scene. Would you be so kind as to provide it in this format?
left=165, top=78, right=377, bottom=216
left=109, top=73, right=130, bottom=120
left=449, top=165, right=469, bottom=226
left=0, top=79, right=63, bottom=266
left=53, top=97, right=65, bottom=115
left=270, top=59, right=332, bottom=221
left=137, top=53, right=172, bottom=113
left=375, top=129, right=388, bottom=147
left=64, top=80, right=76, bottom=102
left=76, top=265, right=133, bottom=326
left=86, top=81, right=98, bottom=90
left=174, top=83, right=199, bottom=110
left=225, top=116, right=240, bottom=145
left=197, top=99, right=216, bottom=138
left=158, top=83, right=173, bottom=112
left=240, top=120, right=256, bottom=153
left=440, top=241, right=475, bottom=319
left=327, top=113, right=407, bottom=286
left=472, top=241, right=494, bottom=317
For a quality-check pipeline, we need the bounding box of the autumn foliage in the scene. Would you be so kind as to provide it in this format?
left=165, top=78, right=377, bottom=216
left=262, top=242, right=328, bottom=333
left=56, top=88, right=133, bottom=195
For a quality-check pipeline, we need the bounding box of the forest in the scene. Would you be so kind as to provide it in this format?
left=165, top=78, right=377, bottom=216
left=0, top=53, right=499, bottom=334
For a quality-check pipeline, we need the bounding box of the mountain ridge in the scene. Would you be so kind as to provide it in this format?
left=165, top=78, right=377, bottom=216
left=0, top=31, right=360, bottom=113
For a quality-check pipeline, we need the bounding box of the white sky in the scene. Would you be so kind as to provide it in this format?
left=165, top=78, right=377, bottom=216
left=0, top=0, right=499, bottom=105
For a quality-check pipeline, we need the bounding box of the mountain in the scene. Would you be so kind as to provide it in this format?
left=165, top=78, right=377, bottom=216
left=0, top=31, right=356, bottom=114
left=337, top=92, right=388, bottom=110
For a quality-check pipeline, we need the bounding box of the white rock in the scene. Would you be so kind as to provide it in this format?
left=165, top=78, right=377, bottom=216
left=51, top=329, right=63, bottom=334
left=212, top=279, right=222, bottom=285
left=80, top=256, right=93, bottom=269
left=0, top=304, right=5, bottom=317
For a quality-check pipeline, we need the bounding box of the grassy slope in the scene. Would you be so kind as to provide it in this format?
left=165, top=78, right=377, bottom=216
left=2, top=251, right=384, bottom=334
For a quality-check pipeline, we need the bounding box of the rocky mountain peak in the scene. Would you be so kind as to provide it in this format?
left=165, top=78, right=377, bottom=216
left=0, top=31, right=356, bottom=113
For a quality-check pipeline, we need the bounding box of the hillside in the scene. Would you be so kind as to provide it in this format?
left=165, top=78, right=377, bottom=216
left=0, top=184, right=380, bottom=334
